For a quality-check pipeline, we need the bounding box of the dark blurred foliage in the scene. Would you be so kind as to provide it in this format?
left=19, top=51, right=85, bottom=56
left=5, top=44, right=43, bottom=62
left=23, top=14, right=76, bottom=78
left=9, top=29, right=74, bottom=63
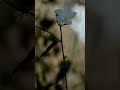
left=55, top=60, right=71, bottom=84
left=41, top=0, right=57, bottom=4
left=40, top=17, right=54, bottom=30
left=35, top=59, right=71, bottom=90
left=0, top=0, right=34, bottom=90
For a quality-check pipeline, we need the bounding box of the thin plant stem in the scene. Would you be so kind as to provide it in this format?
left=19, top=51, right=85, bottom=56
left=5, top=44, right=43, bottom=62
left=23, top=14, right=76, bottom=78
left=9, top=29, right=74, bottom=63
left=59, top=26, right=68, bottom=90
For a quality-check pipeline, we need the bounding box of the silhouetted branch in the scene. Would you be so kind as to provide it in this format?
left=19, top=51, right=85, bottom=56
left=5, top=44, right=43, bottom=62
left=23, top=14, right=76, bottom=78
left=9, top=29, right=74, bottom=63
left=40, top=40, right=59, bottom=57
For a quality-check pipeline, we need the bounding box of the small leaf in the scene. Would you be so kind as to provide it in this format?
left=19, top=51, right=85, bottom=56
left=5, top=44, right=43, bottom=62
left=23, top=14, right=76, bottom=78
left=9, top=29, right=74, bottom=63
left=40, top=40, right=58, bottom=57
left=10, top=47, right=35, bottom=77
left=55, top=61, right=71, bottom=83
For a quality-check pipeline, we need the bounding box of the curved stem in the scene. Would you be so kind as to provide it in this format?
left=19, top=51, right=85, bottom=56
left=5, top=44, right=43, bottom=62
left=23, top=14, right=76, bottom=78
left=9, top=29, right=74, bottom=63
left=60, top=26, right=68, bottom=90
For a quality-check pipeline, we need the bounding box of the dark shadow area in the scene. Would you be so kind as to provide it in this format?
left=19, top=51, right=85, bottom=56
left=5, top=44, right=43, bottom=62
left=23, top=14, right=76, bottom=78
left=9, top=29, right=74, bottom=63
left=86, top=0, right=120, bottom=90
left=0, top=0, right=34, bottom=90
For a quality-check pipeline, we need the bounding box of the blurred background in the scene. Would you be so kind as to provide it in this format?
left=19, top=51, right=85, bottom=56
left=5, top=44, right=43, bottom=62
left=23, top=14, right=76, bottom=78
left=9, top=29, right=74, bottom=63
left=35, top=0, right=85, bottom=90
